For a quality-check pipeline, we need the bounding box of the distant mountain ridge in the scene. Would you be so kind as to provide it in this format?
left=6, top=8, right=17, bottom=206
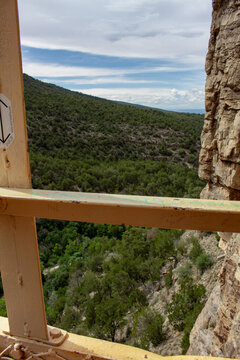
left=112, top=100, right=205, bottom=114
left=174, top=109, right=205, bottom=114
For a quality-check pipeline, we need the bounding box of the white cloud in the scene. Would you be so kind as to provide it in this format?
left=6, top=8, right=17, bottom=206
left=74, top=87, right=204, bottom=110
left=18, top=0, right=211, bottom=64
left=23, top=62, right=124, bottom=78
left=45, top=77, right=162, bottom=85
left=22, top=60, right=194, bottom=79
left=19, top=1, right=210, bottom=110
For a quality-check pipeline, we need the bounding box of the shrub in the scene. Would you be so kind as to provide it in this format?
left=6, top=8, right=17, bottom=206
left=215, top=233, right=221, bottom=242
left=178, top=148, right=186, bottom=157
left=168, top=276, right=206, bottom=353
left=153, top=230, right=178, bottom=260
left=87, top=254, right=104, bottom=273
left=186, top=154, right=195, bottom=164
left=189, top=237, right=203, bottom=262
left=177, top=262, right=192, bottom=284
left=133, top=308, right=165, bottom=349
left=188, top=237, right=213, bottom=273
left=181, top=302, right=204, bottom=354
left=158, top=144, right=172, bottom=156
left=195, top=253, right=213, bottom=272
left=94, top=296, right=128, bottom=341
left=164, top=267, right=173, bottom=288
left=168, top=276, right=206, bottom=331
left=176, top=238, right=187, bottom=255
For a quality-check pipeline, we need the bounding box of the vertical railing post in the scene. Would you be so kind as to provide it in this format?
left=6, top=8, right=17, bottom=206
left=0, top=0, right=48, bottom=340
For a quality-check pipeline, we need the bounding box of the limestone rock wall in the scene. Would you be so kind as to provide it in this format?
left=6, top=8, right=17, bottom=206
left=188, top=0, right=240, bottom=357
left=188, top=235, right=240, bottom=357
left=199, top=0, right=240, bottom=200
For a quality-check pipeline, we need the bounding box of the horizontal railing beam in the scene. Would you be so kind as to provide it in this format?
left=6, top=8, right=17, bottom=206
left=0, top=316, right=233, bottom=360
left=0, top=188, right=240, bottom=232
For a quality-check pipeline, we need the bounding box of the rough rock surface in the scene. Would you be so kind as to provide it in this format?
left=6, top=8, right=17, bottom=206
left=188, top=284, right=221, bottom=356
left=150, top=231, right=223, bottom=356
left=199, top=0, right=240, bottom=198
left=188, top=234, right=240, bottom=358
left=188, top=0, right=240, bottom=357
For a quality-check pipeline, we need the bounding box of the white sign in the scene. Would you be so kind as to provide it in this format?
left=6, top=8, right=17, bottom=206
left=0, top=94, right=14, bottom=148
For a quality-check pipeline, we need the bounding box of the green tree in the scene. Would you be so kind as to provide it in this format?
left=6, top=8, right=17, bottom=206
left=94, top=296, right=128, bottom=341
left=168, top=277, right=206, bottom=332
left=133, top=308, right=165, bottom=349
left=189, top=237, right=203, bottom=262
left=195, top=253, right=213, bottom=273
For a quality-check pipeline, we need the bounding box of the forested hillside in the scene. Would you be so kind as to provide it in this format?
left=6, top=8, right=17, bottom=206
left=3, top=74, right=211, bottom=354
left=24, top=74, right=204, bottom=197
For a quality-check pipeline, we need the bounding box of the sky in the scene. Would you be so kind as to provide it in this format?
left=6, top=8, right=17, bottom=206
left=18, top=0, right=212, bottom=112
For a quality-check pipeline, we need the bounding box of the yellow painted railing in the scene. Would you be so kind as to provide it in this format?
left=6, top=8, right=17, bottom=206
left=1, top=187, right=240, bottom=233
left=0, top=187, right=239, bottom=359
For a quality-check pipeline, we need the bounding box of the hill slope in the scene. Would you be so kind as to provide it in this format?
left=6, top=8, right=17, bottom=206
left=24, top=74, right=204, bottom=197
left=24, top=74, right=203, bottom=165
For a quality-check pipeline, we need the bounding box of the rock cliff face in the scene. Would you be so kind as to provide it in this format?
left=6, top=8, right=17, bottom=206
left=188, top=0, right=240, bottom=357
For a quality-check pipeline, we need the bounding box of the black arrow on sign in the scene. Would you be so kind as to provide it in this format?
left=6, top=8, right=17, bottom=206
left=0, top=99, right=10, bottom=144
